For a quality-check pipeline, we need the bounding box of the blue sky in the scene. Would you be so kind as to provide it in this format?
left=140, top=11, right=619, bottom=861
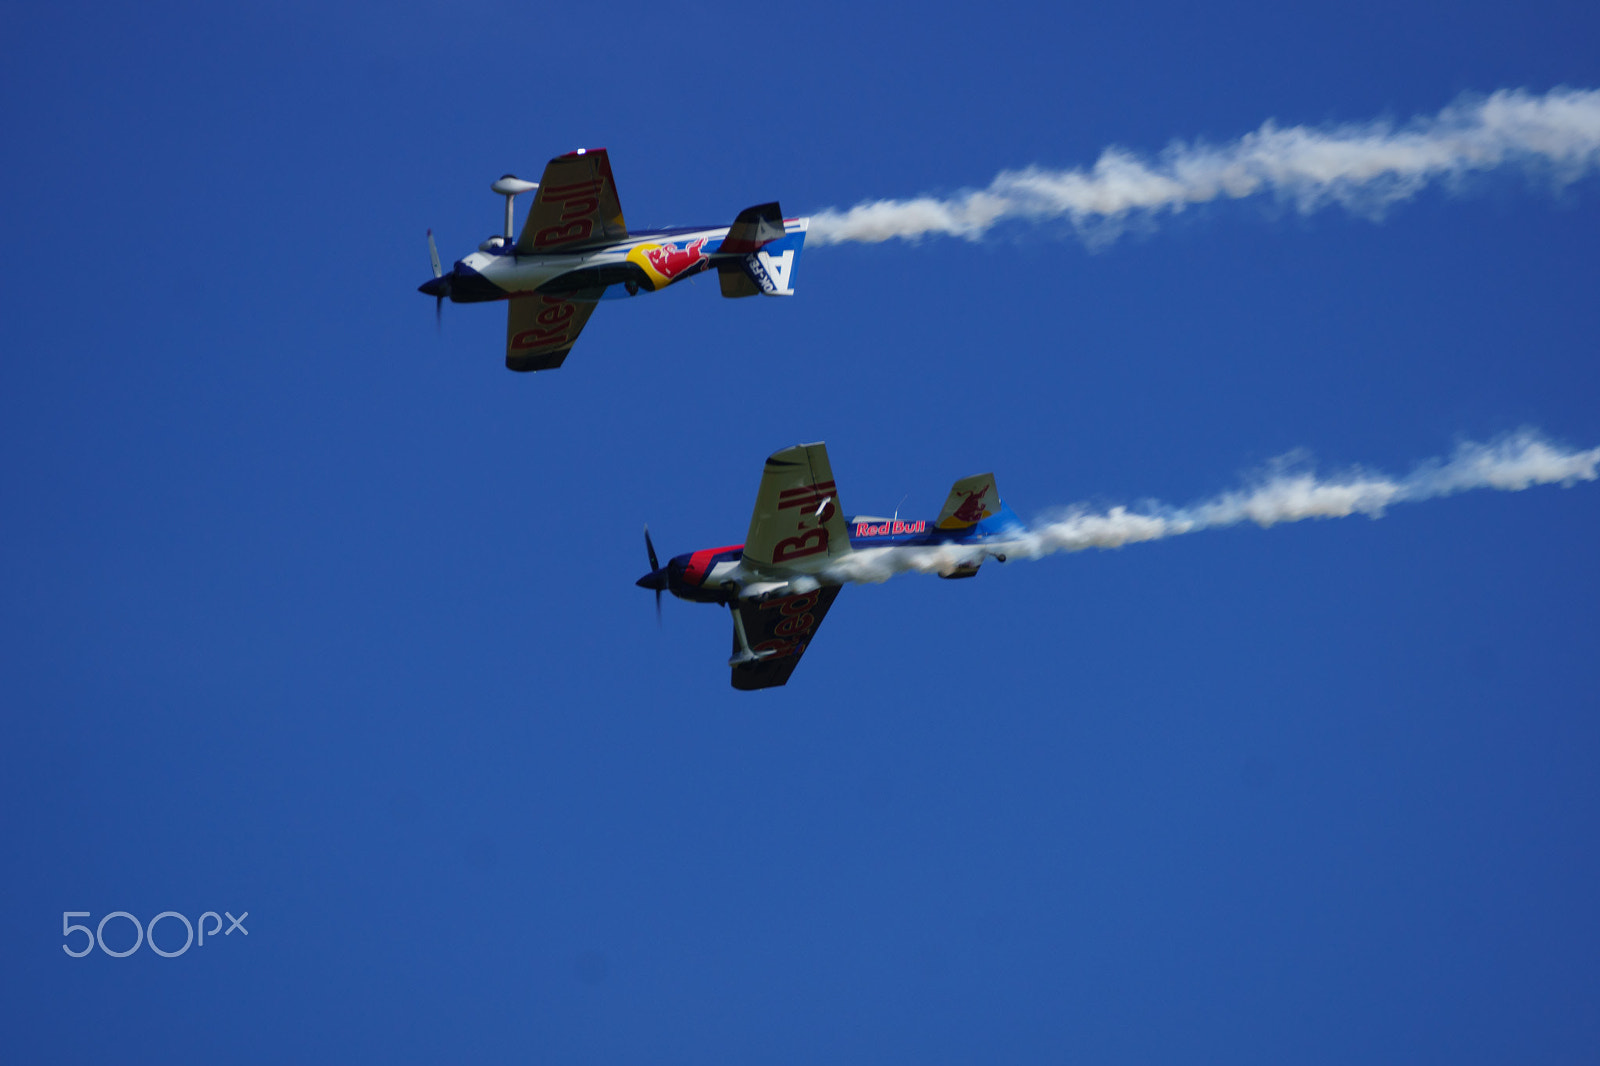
left=4, top=2, right=1599, bottom=1062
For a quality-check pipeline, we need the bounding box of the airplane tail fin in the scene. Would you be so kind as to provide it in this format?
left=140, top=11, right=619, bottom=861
left=936, top=473, right=1002, bottom=530
left=716, top=208, right=808, bottom=298
left=935, top=473, right=1020, bottom=579
left=973, top=500, right=1023, bottom=537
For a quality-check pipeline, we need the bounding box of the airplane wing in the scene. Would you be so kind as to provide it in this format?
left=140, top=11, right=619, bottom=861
left=730, top=586, right=843, bottom=690
left=505, top=292, right=601, bottom=372
left=742, top=442, right=853, bottom=571
left=515, top=148, right=628, bottom=253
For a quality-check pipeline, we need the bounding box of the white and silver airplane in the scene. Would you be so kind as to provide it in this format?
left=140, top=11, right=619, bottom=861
left=420, top=147, right=809, bottom=372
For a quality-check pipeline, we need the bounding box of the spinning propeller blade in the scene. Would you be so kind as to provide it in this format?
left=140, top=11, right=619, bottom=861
left=426, top=229, right=446, bottom=326
left=644, top=525, right=662, bottom=625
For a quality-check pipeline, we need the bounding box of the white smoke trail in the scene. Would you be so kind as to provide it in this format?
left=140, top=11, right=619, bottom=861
left=822, top=431, right=1600, bottom=585
left=807, top=88, right=1600, bottom=247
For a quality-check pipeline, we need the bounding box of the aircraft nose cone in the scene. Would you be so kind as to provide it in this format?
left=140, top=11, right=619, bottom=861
left=637, top=570, right=668, bottom=591
left=418, top=275, right=450, bottom=297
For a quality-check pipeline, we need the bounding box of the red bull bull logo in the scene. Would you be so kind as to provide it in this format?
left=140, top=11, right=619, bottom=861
left=627, top=238, right=711, bottom=290
left=645, top=238, right=709, bottom=278
left=950, top=487, right=992, bottom=524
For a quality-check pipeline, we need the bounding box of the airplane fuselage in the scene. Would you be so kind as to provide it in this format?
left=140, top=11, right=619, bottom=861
left=638, top=515, right=1012, bottom=606
left=431, top=219, right=806, bottom=304
left=420, top=150, right=807, bottom=373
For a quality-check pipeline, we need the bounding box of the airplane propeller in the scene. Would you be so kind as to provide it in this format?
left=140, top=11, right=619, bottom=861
left=641, top=524, right=665, bottom=625
left=422, top=229, right=449, bottom=326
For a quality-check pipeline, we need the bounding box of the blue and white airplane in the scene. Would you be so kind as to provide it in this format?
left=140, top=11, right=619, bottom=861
left=637, top=442, right=1022, bottom=690
left=420, top=147, right=808, bottom=372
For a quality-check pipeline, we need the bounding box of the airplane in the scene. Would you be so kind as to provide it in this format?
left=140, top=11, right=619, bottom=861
left=636, top=442, right=1023, bottom=690
left=419, top=147, right=809, bottom=372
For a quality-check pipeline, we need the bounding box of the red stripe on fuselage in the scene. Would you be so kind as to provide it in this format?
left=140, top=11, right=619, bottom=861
left=683, top=545, right=743, bottom=585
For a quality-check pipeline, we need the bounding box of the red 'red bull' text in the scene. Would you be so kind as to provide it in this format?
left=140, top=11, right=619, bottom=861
left=533, top=178, right=604, bottom=248
left=752, top=590, right=822, bottom=660
left=855, top=520, right=927, bottom=537
left=511, top=295, right=577, bottom=350
left=769, top=481, right=837, bottom=563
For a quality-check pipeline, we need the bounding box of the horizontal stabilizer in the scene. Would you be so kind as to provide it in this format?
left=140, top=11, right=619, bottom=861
left=716, top=202, right=786, bottom=254
left=718, top=262, right=761, bottom=298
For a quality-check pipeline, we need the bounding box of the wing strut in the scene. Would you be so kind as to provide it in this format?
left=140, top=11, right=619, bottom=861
left=729, top=604, right=776, bottom=666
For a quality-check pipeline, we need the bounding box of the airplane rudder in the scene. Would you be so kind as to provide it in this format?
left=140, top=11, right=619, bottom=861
left=974, top=500, right=1023, bottom=537
left=744, top=218, right=806, bottom=296
left=936, top=472, right=1000, bottom=530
